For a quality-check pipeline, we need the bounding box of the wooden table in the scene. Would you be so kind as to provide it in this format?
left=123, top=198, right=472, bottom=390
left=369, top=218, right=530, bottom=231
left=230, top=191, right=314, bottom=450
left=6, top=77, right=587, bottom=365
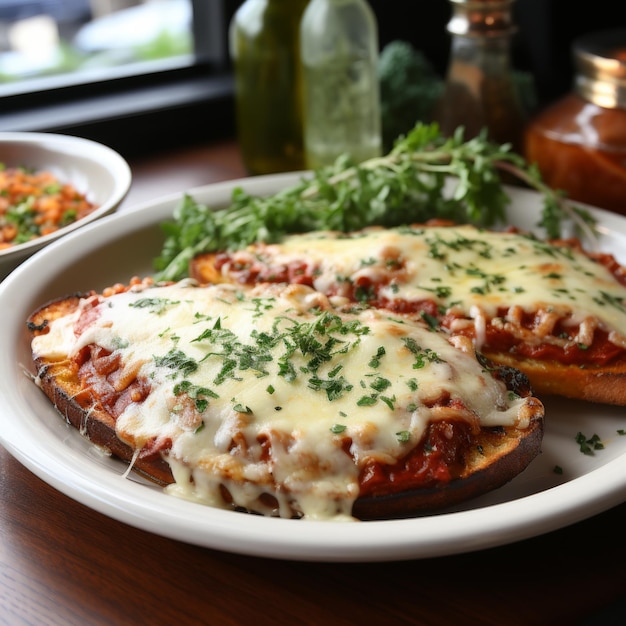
left=1, top=139, right=625, bottom=626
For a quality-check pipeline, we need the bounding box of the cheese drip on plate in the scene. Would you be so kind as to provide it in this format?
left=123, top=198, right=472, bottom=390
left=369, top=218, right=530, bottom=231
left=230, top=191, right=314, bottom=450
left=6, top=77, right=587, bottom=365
left=33, top=281, right=537, bottom=521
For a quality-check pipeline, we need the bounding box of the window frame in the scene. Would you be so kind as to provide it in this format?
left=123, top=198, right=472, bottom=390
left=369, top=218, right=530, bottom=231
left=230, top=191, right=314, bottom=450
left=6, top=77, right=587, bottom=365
left=0, top=0, right=241, bottom=156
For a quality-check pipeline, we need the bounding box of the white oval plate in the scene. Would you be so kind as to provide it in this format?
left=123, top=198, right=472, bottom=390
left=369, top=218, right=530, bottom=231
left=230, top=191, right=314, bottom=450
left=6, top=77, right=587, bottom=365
left=1, top=173, right=625, bottom=562
left=0, top=131, right=132, bottom=279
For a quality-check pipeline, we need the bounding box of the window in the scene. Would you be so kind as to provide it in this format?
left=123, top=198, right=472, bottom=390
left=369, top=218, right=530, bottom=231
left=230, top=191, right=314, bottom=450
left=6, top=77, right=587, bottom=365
left=0, top=0, right=193, bottom=93
left=0, top=0, right=241, bottom=156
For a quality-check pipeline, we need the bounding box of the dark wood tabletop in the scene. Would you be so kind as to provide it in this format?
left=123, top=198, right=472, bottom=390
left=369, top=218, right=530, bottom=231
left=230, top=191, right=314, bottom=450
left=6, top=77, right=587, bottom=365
left=1, top=139, right=625, bottom=626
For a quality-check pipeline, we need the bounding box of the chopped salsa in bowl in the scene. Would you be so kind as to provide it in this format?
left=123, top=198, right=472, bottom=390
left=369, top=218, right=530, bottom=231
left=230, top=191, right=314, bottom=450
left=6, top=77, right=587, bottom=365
left=0, top=164, right=99, bottom=249
left=0, top=131, right=131, bottom=280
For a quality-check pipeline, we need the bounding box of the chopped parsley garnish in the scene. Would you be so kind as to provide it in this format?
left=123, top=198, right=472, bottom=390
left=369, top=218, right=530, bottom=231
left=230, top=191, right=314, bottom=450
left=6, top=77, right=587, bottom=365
left=187, top=307, right=374, bottom=406
left=594, top=291, right=626, bottom=314
left=130, top=297, right=180, bottom=314
left=368, top=346, right=386, bottom=368
left=154, top=349, right=199, bottom=378
left=356, top=395, right=377, bottom=407
left=402, top=337, right=443, bottom=368
left=396, top=430, right=411, bottom=443
left=575, top=431, right=604, bottom=455
left=173, top=380, right=218, bottom=412
left=308, top=371, right=353, bottom=401
left=153, top=123, right=597, bottom=283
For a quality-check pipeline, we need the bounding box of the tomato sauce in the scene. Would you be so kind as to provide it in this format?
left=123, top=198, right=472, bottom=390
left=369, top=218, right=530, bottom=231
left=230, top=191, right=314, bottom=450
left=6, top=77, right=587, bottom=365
left=75, top=345, right=151, bottom=418
left=73, top=343, right=172, bottom=462
left=358, top=419, right=474, bottom=497
left=214, top=253, right=314, bottom=286
left=71, top=332, right=481, bottom=497
left=214, top=249, right=626, bottom=368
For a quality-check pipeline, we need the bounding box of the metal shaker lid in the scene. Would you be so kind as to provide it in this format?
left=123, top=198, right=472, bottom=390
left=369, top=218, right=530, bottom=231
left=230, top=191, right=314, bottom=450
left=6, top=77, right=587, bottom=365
left=574, top=29, right=626, bottom=109
left=446, top=0, right=516, bottom=38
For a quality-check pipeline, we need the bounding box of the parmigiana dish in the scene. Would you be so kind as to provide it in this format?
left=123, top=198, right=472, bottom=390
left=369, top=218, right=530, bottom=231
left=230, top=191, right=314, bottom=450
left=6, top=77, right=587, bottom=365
left=190, top=224, right=626, bottom=405
left=28, top=280, right=543, bottom=521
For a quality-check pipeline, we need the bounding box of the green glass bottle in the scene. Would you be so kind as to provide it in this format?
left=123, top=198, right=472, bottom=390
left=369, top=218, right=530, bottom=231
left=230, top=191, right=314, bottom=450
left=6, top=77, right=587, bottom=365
left=229, top=0, right=309, bottom=175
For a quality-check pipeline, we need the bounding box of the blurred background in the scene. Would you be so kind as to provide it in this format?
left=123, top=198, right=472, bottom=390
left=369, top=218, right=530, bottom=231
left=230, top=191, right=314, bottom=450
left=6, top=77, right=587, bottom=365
left=0, top=0, right=624, bottom=155
left=0, top=1, right=191, bottom=83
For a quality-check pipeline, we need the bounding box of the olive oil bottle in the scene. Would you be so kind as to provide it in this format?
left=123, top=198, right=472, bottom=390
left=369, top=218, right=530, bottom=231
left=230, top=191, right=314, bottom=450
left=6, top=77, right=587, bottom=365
left=229, top=0, right=309, bottom=175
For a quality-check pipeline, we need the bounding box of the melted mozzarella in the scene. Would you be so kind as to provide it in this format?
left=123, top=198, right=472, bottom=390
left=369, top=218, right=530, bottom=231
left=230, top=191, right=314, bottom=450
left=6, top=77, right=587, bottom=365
left=33, top=281, right=537, bottom=521
left=232, top=225, right=626, bottom=348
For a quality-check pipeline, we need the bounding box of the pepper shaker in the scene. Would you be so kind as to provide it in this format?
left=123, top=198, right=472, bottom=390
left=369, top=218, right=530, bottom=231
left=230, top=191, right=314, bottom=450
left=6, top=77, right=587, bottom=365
left=434, top=0, right=527, bottom=151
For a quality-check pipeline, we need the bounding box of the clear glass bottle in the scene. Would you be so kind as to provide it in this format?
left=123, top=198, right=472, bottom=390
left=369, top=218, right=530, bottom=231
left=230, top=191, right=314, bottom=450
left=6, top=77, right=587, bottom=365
left=524, top=29, right=626, bottom=215
left=229, top=0, right=309, bottom=175
left=434, top=0, right=526, bottom=152
left=299, top=0, right=382, bottom=169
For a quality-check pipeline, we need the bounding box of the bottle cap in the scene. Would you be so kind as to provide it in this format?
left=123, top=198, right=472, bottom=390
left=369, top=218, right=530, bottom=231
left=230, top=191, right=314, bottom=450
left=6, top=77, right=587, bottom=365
left=574, top=29, right=626, bottom=109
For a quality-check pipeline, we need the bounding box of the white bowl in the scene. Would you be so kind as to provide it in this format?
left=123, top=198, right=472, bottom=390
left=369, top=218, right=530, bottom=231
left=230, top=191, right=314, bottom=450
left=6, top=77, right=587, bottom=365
left=0, top=132, right=131, bottom=279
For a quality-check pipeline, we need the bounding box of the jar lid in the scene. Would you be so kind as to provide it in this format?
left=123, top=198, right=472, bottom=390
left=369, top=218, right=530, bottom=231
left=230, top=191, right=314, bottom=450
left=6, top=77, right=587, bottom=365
left=574, top=29, right=626, bottom=109
left=446, top=0, right=516, bottom=38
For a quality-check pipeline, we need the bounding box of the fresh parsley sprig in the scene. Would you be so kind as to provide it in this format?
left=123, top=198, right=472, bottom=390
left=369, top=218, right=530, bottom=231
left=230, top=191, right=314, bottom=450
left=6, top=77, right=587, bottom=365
left=153, top=123, right=596, bottom=282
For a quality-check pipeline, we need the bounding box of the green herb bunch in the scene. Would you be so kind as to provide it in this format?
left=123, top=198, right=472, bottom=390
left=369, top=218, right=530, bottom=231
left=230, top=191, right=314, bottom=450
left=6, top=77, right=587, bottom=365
left=154, top=123, right=596, bottom=282
left=377, top=40, right=443, bottom=152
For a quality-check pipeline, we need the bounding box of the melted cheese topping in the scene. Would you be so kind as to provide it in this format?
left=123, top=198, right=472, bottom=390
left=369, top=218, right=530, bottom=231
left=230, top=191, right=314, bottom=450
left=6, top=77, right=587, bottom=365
left=32, top=281, right=537, bottom=521
left=224, top=225, right=626, bottom=349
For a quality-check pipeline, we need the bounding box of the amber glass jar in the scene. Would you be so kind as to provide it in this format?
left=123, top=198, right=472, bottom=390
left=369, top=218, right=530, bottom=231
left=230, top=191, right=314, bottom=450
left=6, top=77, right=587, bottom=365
left=524, top=29, right=626, bottom=215
left=229, top=0, right=310, bottom=175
